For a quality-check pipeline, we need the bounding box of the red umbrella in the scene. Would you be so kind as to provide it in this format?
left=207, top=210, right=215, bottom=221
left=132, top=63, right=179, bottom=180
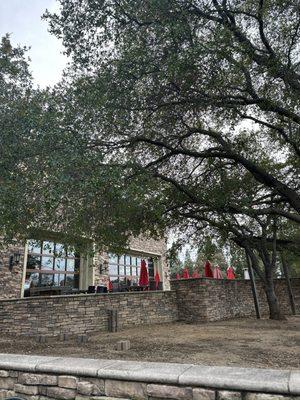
left=213, top=265, right=223, bottom=279
left=227, top=266, right=236, bottom=280
left=192, top=270, right=200, bottom=278
left=176, top=273, right=180, bottom=280
left=154, top=271, right=161, bottom=289
left=139, top=259, right=149, bottom=286
left=204, top=260, right=214, bottom=278
left=182, top=268, right=190, bottom=279
left=108, top=278, right=113, bottom=291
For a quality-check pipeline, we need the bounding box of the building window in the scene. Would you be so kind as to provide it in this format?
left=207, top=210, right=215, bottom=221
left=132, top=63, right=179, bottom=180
left=108, top=253, right=155, bottom=284
left=25, top=240, right=80, bottom=289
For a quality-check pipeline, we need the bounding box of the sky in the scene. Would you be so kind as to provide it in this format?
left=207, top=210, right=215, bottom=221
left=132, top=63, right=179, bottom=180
left=0, top=0, right=67, bottom=87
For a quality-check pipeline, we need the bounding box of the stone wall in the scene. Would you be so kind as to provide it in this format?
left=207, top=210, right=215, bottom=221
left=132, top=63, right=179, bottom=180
left=171, top=278, right=300, bottom=322
left=0, top=241, right=26, bottom=300
left=0, top=277, right=299, bottom=338
left=0, top=290, right=178, bottom=337
left=0, top=354, right=299, bottom=400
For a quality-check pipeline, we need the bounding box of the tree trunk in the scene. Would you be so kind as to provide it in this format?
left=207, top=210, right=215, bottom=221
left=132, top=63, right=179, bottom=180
left=264, top=280, right=285, bottom=320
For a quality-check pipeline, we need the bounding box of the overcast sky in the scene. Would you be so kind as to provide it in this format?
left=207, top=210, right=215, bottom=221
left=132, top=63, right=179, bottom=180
left=0, top=0, right=67, bottom=87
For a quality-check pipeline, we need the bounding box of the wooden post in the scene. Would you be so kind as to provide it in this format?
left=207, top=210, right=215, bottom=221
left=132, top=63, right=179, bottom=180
left=246, top=252, right=261, bottom=319
left=281, top=253, right=296, bottom=315
left=107, top=309, right=118, bottom=332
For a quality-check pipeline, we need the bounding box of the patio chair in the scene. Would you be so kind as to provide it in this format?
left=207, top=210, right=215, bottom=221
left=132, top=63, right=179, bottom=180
left=87, top=285, right=96, bottom=294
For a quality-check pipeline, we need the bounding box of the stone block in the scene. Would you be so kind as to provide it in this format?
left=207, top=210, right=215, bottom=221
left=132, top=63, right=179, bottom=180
left=36, top=335, right=47, bottom=343
left=77, top=380, right=94, bottom=395
left=9, top=370, right=19, bottom=378
left=36, top=356, right=115, bottom=377
left=18, top=372, right=57, bottom=386
left=179, top=365, right=290, bottom=394
left=0, top=376, right=15, bottom=389
left=193, top=387, right=216, bottom=399
left=290, top=371, right=300, bottom=395
left=97, top=360, right=191, bottom=384
left=147, top=383, right=193, bottom=399
left=244, top=394, right=288, bottom=399
left=77, top=335, right=88, bottom=344
left=116, top=340, right=131, bottom=351
left=218, top=390, right=242, bottom=399
left=14, top=383, right=39, bottom=395
left=58, top=375, right=78, bottom=388
left=47, top=386, right=77, bottom=399
left=0, top=370, right=9, bottom=377
left=88, top=377, right=105, bottom=395
left=105, top=379, right=147, bottom=399
left=0, top=389, right=15, bottom=400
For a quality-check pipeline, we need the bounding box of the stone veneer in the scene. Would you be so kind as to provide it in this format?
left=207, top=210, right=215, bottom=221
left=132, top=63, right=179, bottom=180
left=0, top=354, right=299, bottom=400
left=0, top=278, right=298, bottom=338
left=171, top=277, right=300, bottom=321
left=0, top=291, right=178, bottom=337
left=0, top=241, right=26, bottom=300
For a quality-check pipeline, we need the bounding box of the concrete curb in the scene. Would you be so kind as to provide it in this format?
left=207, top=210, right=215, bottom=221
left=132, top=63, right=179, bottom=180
left=0, top=354, right=299, bottom=395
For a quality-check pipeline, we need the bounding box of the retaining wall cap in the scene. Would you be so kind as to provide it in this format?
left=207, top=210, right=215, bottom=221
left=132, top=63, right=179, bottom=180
left=289, top=371, right=300, bottom=395
left=35, top=357, right=117, bottom=377
left=178, top=365, right=291, bottom=394
left=96, top=360, right=193, bottom=383
left=0, top=354, right=59, bottom=371
left=0, top=354, right=299, bottom=395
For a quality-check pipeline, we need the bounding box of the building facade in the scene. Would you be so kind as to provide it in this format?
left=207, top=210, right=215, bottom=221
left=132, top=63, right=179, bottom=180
left=0, top=235, right=170, bottom=300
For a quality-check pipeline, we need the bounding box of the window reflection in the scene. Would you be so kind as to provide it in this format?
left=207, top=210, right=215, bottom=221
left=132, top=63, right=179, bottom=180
left=25, top=240, right=80, bottom=291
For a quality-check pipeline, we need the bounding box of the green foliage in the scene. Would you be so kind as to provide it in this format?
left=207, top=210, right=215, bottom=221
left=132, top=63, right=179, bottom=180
left=183, top=249, right=195, bottom=275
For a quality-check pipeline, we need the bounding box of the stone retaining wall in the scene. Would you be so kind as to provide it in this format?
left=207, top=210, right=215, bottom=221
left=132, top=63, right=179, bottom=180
left=0, top=278, right=299, bottom=338
left=0, top=291, right=178, bottom=337
left=0, top=354, right=299, bottom=400
left=171, top=278, right=300, bottom=322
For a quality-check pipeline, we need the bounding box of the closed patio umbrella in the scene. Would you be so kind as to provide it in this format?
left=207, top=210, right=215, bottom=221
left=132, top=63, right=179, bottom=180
left=182, top=268, right=190, bottom=279
left=213, top=265, right=223, bottom=279
left=192, top=270, right=200, bottom=278
left=204, top=260, right=214, bottom=278
left=227, top=266, right=236, bottom=280
left=139, top=259, right=149, bottom=287
left=154, top=271, right=161, bottom=289
left=108, top=278, right=113, bottom=292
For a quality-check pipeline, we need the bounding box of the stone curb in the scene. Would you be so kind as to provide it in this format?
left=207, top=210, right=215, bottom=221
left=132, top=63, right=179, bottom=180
left=0, top=354, right=299, bottom=395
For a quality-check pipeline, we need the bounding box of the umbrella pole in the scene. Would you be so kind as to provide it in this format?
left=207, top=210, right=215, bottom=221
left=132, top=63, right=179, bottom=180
left=281, top=252, right=296, bottom=315
left=245, top=252, right=261, bottom=319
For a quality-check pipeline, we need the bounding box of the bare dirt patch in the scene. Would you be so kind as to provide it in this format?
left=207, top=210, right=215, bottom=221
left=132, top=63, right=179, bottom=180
left=0, top=316, right=299, bottom=369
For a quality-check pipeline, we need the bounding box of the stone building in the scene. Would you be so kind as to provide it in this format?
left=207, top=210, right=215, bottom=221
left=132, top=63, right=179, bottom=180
left=0, top=234, right=170, bottom=300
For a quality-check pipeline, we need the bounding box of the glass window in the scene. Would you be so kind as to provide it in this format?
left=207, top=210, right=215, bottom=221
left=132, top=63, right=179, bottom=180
left=55, top=258, right=66, bottom=271
left=41, top=256, right=54, bottom=270
left=109, top=264, right=118, bottom=275
left=27, top=255, right=41, bottom=270
left=42, top=241, right=54, bottom=255
left=125, top=255, right=131, bottom=265
left=107, top=253, right=159, bottom=290
left=66, top=259, right=75, bottom=272
left=25, top=239, right=80, bottom=293
left=40, top=273, right=53, bottom=286
left=148, top=258, right=155, bottom=277
left=55, top=243, right=65, bottom=257
left=28, top=240, right=41, bottom=254
left=119, top=255, right=125, bottom=265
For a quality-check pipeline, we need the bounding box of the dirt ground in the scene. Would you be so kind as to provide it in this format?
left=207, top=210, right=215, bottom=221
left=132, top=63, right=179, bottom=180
left=0, top=316, right=299, bottom=370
